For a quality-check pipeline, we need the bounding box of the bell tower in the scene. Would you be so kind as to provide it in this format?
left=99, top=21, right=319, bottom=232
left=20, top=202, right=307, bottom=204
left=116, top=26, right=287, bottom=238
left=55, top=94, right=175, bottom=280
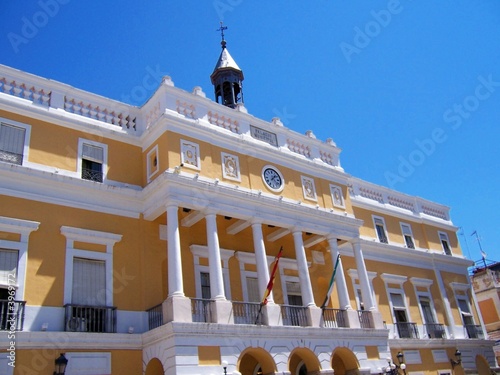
left=210, top=23, right=244, bottom=109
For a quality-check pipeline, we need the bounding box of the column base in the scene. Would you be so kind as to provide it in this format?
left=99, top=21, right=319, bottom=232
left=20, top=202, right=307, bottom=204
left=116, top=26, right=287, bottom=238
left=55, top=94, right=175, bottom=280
left=163, top=295, right=192, bottom=323
left=307, top=305, right=322, bottom=327
left=263, top=303, right=282, bottom=326
left=368, top=310, right=385, bottom=329
left=344, top=309, right=361, bottom=328
left=212, top=299, right=234, bottom=324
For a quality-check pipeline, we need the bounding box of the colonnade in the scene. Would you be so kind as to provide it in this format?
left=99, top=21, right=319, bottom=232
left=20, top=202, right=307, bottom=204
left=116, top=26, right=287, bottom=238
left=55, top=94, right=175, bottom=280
left=163, top=204, right=384, bottom=328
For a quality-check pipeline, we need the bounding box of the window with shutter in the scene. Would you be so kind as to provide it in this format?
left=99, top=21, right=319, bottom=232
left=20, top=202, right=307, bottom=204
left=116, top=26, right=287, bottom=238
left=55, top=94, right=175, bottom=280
left=0, top=123, right=26, bottom=165
left=81, top=143, right=104, bottom=182
left=0, top=249, right=18, bottom=285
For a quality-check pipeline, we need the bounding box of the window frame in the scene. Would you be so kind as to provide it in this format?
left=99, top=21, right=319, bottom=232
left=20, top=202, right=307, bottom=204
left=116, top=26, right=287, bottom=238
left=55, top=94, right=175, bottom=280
left=61, top=226, right=121, bottom=307
left=0, top=118, right=31, bottom=167
left=400, top=222, right=415, bottom=249
left=77, top=138, right=108, bottom=183
left=146, top=145, right=159, bottom=182
left=438, top=231, right=452, bottom=255
left=372, top=215, right=389, bottom=244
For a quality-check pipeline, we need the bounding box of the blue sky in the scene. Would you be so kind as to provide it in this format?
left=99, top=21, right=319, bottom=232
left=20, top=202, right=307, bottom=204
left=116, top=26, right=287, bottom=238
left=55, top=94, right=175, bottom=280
left=0, top=1, right=498, bottom=263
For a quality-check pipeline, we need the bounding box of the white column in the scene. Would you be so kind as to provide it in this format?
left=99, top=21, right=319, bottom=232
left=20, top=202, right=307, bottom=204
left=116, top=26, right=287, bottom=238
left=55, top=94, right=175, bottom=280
left=292, top=231, right=315, bottom=307
left=252, top=222, right=272, bottom=303
left=327, top=237, right=351, bottom=310
left=351, top=240, right=376, bottom=311
left=205, top=213, right=226, bottom=300
left=166, top=204, right=184, bottom=297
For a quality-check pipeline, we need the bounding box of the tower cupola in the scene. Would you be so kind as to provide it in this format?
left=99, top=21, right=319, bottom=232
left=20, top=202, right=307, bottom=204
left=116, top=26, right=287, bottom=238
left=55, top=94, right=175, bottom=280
left=210, top=23, right=244, bottom=109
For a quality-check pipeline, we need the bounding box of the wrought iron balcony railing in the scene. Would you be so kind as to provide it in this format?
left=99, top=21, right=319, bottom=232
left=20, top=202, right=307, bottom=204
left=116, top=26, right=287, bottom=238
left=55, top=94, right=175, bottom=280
left=146, top=303, right=163, bottom=330
left=321, top=308, right=347, bottom=328
left=0, top=299, right=26, bottom=331
left=395, top=322, right=419, bottom=339
left=64, top=304, right=116, bottom=333
left=465, top=324, right=484, bottom=339
left=357, top=310, right=372, bottom=328
left=425, top=323, right=446, bottom=338
left=280, top=305, right=308, bottom=327
left=191, top=298, right=213, bottom=323
left=232, top=301, right=263, bottom=325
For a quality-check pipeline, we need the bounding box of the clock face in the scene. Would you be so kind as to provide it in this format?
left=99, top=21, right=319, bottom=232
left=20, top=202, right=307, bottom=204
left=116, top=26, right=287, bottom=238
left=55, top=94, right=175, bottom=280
left=263, top=167, right=283, bottom=191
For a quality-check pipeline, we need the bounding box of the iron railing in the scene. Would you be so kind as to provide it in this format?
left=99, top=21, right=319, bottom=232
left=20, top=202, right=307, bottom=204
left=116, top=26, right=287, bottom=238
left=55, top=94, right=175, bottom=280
left=425, top=323, right=446, bottom=338
left=64, top=304, right=116, bottom=333
left=280, top=305, right=308, bottom=327
left=191, top=298, right=213, bottom=323
left=82, top=167, right=103, bottom=182
left=395, top=322, right=419, bottom=338
left=465, top=324, right=484, bottom=339
left=358, top=310, right=372, bottom=328
left=146, top=303, right=163, bottom=330
left=322, top=308, right=347, bottom=328
left=0, top=300, right=26, bottom=331
left=232, top=302, right=263, bottom=325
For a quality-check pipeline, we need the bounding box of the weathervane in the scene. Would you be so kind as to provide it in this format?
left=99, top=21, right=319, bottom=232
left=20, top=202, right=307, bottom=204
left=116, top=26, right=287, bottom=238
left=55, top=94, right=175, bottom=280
left=217, top=21, right=228, bottom=41
left=217, top=21, right=228, bottom=48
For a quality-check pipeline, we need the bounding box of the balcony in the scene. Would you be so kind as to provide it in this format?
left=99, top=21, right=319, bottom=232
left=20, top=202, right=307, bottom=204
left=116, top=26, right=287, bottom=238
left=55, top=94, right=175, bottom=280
left=64, top=304, right=117, bottom=333
left=395, top=322, right=419, bottom=338
left=465, top=324, right=485, bottom=339
left=0, top=299, right=26, bottom=331
left=425, top=323, right=446, bottom=338
left=322, top=308, right=347, bottom=328
left=232, top=302, right=263, bottom=325
left=281, top=305, right=308, bottom=327
left=191, top=298, right=213, bottom=323
left=147, top=303, right=163, bottom=330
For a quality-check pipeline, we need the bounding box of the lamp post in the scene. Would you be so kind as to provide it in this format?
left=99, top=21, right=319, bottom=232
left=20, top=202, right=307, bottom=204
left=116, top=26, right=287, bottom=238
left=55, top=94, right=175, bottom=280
left=386, top=352, right=406, bottom=375
left=222, top=360, right=228, bottom=375
left=53, top=353, right=68, bottom=375
left=450, top=349, right=462, bottom=369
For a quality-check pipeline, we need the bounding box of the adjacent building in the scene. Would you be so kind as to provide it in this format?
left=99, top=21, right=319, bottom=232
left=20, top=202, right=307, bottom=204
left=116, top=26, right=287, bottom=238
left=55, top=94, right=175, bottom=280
left=0, top=35, right=497, bottom=375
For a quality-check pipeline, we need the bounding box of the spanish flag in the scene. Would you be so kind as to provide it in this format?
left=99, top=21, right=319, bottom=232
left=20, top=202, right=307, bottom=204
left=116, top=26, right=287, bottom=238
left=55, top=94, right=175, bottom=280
left=261, top=246, right=283, bottom=305
left=320, top=253, right=341, bottom=309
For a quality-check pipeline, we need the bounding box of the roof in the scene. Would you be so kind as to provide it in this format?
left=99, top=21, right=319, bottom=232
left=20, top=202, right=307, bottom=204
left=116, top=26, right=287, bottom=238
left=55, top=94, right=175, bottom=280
left=212, top=44, right=242, bottom=73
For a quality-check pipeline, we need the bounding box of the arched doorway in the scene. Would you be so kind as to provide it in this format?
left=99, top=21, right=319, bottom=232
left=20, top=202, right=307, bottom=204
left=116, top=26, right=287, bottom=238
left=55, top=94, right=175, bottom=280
left=289, top=348, right=321, bottom=375
left=145, top=358, right=164, bottom=375
left=476, top=355, right=491, bottom=375
left=331, top=347, right=360, bottom=375
left=237, top=347, right=276, bottom=375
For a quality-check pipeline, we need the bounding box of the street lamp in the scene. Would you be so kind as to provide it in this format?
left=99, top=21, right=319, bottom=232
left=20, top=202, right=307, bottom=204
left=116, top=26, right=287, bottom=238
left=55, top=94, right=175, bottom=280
left=53, top=353, right=68, bottom=375
left=222, top=360, right=228, bottom=375
left=386, top=352, right=406, bottom=375
left=450, top=349, right=462, bottom=369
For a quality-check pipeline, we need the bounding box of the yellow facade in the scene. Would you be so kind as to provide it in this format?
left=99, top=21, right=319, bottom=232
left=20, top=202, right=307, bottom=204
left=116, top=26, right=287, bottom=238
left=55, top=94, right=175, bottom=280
left=0, top=62, right=496, bottom=375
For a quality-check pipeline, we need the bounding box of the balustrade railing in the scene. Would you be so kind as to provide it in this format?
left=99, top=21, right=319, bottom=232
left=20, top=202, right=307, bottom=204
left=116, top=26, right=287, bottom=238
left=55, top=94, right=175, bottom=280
left=0, top=300, right=26, bottom=331
left=280, top=305, right=308, bottom=327
left=64, top=304, right=116, bottom=333
left=395, top=322, right=419, bottom=339
left=232, top=301, right=263, bottom=325
left=147, top=303, right=163, bottom=330
left=425, top=323, right=446, bottom=338
left=191, top=298, right=213, bottom=323
left=322, top=308, right=347, bottom=328
left=0, top=77, right=50, bottom=107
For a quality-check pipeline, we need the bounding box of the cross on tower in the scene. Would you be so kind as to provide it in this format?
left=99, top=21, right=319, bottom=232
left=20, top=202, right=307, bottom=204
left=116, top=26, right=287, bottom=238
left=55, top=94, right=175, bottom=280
left=217, top=21, right=228, bottom=41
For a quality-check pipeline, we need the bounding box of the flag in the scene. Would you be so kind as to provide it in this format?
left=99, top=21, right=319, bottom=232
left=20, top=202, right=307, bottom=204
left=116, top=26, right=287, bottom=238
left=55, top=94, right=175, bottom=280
left=320, top=254, right=341, bottom=309
left=261, top=246, right=283, bottom=305
left=481, top=250, right=487, bottom=260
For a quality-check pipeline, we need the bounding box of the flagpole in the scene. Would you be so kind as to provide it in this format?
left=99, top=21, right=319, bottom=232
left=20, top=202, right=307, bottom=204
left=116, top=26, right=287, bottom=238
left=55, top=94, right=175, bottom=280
left=471, top=231, right=487, bottom=268
left=255, top=246, right=283, bottom=324
left=320, top=254, right=341, bottom=309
